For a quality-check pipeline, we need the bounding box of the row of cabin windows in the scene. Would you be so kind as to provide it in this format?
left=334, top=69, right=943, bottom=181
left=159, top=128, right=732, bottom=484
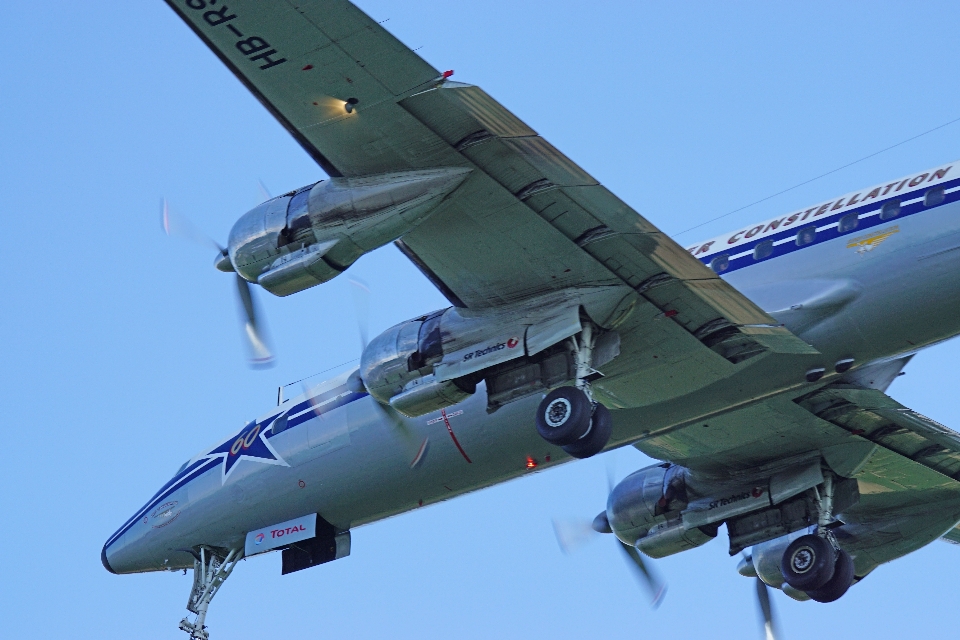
left=710, top=186, right=946, bottom=273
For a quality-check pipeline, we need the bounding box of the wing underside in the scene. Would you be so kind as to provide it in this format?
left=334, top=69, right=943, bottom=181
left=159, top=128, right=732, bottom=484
left=165, top=0, right=815, bottom=405
left=630, top=381, right=960, bottom=569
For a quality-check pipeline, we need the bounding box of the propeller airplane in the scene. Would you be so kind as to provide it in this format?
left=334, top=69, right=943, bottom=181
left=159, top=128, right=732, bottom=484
left=103, top=2, right=960, bottom=639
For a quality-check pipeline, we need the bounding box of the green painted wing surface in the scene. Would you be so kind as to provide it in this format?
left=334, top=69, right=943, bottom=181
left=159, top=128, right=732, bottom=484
left=631, top=383, right=960, bottom=563
left=164, top=0, right=814, bottom=379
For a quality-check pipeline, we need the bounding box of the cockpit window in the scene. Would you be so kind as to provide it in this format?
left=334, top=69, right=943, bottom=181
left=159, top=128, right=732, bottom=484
left=272, top=413, right=289, bottom=435
left=176, top=460, right=190, bottom=476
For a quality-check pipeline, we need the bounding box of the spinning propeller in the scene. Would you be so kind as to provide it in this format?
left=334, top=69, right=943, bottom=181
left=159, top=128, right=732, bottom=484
left=161, top=199, right=275, bottom=369
left=754, top=572, right=780, bottom=640
left=551, top=469, right=667, bottom=608
left=552, top=470, right=781, bottom=639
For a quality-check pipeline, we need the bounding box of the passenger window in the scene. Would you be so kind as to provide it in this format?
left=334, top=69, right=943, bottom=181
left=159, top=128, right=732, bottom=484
left=796, top=227, right=816, bottom=246
left=838, top=213, right=859, bottom=234
left=880, top=199, right=900, bottom=220
left=924, top=187, right=945, bottom=207
left=753, top=240, right=774, bottom=260
left=710, top=254, right=730, bottom=273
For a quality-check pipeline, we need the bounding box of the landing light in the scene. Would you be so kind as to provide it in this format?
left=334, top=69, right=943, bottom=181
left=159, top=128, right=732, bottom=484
left=344, top=97, right=359, bottom=114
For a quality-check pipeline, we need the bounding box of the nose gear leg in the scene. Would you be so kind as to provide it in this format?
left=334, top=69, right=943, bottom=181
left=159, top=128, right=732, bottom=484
left=178, top=546, right=243, bottom=640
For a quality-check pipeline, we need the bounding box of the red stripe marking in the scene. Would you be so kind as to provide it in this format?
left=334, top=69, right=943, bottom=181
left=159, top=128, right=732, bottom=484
left=410, top=437, right=429, bottom=468
left=441, top=408, right=471, bottom=463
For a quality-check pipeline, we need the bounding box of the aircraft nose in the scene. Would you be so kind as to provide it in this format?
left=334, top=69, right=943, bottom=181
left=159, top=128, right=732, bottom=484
left=101, top=542, right=117, bottom=574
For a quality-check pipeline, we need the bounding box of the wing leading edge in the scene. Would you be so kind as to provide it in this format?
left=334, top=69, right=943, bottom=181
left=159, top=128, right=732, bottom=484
left=165, top=0, right=814, bottom=386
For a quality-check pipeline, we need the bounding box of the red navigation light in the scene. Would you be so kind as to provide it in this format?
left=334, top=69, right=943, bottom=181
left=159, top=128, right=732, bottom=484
left=442, top=70, right=454, bottom=78
left=526, top=457, right=537, bottom=469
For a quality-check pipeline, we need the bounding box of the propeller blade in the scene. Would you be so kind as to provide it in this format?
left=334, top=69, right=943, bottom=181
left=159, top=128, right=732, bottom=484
left=551, top=518, right=599, bottom=554
left=258, top=179, right=273, bottom=201
left=755, top=577, right=779, bottom=640
left=235, top=274, right=275, bottom=368
left=348, top=277, right=370, bottom=350
left=618, top=541, right=667, bottom=608
left=160, top=198, right=223, bottom=253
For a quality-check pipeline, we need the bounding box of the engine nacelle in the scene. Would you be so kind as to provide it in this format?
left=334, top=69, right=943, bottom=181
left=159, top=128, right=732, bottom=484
left=606, top=464, right=680, bottom=544
left=227, top=167, right=471, bottom=297
left=605, top=463, right=716, bottom=558
left=608, top=458, right=858, bottom=559
left=359, top=314, right=441, bottom=408
left=359, top=299, right=603, bottom=417
left=635, top=520, right=716, bottom=559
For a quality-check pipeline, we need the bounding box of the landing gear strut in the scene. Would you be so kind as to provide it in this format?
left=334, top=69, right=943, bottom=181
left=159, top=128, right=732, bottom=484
left=534, top=322, right=612, bottom=459
left=178, top=546, right=243, bottom=640
left=779, top=471, right=855, bottom=601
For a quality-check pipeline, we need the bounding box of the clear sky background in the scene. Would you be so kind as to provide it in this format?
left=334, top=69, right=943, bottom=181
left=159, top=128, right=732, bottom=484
left=3, top=2, right=960, bottom=638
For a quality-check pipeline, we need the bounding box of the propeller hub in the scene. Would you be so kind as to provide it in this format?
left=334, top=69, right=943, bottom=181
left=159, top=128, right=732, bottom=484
left=591, top=511, right=612, bottom=534
left=214, top=251, right=234, bottom=272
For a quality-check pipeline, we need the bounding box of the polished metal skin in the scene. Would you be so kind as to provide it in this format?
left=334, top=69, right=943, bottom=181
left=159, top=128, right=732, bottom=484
left=106, top=174, right=960, bottom=574
left=227, top=168, right=471, bottom=296
left=128, top=2, right=960, bottom=635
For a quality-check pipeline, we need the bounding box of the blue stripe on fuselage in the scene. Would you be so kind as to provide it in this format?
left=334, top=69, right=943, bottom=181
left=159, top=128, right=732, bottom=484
left=104, top=385, right=368, bottom=551
left=696, top=178, right=960, bottom=274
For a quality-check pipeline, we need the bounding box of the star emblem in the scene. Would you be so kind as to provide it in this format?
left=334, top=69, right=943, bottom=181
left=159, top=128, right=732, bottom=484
left=202, top=416, right=288, bottom=483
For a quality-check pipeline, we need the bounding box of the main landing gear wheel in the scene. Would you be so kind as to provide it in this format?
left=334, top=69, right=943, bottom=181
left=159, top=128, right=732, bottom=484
left=780, top=534, right=835, bottom=591
left=536, top=386, right=592, bottom=446
left=806, top=548, right=855, bottom=603
left=563, top=403, right=612, bottom=459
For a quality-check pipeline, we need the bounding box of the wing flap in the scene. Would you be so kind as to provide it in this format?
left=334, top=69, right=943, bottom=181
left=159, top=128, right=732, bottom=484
left=797, top=387, right=960, bottom=480
left=168, top=0, right=816, bottom=368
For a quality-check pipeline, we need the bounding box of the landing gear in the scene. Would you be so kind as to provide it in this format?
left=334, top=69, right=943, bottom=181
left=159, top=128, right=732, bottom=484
left=178, top=546, right=243, bottom=640
left=536, top=386, right=593, bottom=446
left=806, top=548, right=855, bottom=603
left=534, top=322, right=613, bottom=459
left=779, top=471, right=855, bottom=601
left=780, top=534, right=835, bottom=591
left=564, top=403, right=612, bottom=459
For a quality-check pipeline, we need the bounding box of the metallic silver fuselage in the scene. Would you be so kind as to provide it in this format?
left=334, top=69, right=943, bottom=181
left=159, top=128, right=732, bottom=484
left=104, top=192, right=960, bottom=575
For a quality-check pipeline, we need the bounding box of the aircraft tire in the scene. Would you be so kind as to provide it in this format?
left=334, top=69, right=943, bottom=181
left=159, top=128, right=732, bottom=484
left=806, top=549, right=855, bottom=603
left=780, top=534, right=835, bottom=591
left=536, top=387, right=592, bottom=446
left=562, top=403, right=612, bottom=459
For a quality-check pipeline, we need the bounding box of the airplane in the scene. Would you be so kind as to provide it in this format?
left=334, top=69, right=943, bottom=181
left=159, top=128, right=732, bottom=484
left=103, top=1, right=960, bottom=638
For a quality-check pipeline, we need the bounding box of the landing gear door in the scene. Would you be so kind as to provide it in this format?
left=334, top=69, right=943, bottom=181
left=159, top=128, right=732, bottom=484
left=525, top=304, right=582, bottom=357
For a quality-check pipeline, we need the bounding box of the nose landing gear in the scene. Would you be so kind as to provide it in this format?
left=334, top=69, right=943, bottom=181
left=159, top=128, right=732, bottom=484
left=534, top=322, right=613, bottom=459
left=178, top=546, right=243, bottom=640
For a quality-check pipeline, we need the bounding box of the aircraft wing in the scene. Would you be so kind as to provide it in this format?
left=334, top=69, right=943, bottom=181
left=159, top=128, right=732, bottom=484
left=164, top=0, right=814, bottom=371
left=631, top=382, right=960, bottom=557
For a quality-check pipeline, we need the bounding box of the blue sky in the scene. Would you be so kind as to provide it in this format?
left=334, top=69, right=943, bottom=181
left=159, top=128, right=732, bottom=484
left=4, top=2, right=960, bottom=638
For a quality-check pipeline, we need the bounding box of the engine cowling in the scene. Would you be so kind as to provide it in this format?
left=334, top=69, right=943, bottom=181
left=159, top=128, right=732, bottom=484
left=606, top=463, right=717, bottom=558
left=607, top=464, right=687, bottom=543
left=359, top=300, right=594, bottom=418
left=636, top=521, right=716, bottom=559
left=227, top=167, right=472, bottom=297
